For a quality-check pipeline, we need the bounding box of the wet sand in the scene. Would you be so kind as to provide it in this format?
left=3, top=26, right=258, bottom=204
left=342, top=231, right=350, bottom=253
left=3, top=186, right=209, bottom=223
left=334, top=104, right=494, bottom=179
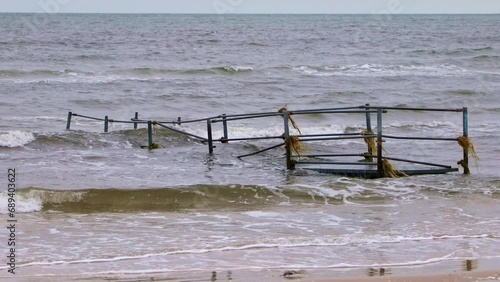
left=311, top=270, right=500, bottom=282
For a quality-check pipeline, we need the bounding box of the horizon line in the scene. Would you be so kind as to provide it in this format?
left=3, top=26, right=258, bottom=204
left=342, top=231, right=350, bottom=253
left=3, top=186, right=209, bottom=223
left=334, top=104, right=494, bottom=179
left=0, top=11, right=499, bottom=15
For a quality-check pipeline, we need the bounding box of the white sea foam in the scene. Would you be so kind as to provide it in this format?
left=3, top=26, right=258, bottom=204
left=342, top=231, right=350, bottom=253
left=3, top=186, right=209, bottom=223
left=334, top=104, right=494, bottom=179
left=243, top=211, right=283, bottom=218
left=388, top=120, right=458, bottom=129
left=293, top=64, right=468, bottom=77
left=187, top=124, right=345, bottom=140
left=0, top=191, right=42, bottom=213
left=0, top=130, right=35, bottom=147
left=10, top=234, right=492, bottom=269
left=0, top=189, right=90, bottom=214
left=224, top=65, right=254, bottom=72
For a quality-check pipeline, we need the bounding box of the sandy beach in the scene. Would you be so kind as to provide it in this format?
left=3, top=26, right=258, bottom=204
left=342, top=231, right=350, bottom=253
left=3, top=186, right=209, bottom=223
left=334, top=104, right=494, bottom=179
left=311, top=271, right=499, bottom=282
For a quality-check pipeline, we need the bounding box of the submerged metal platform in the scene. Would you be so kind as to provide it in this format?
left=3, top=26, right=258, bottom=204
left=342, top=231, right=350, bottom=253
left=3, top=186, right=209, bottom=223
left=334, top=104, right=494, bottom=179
left=65, top=104, right=471, bottom=179
left=299, top=163, right=459, bottom=179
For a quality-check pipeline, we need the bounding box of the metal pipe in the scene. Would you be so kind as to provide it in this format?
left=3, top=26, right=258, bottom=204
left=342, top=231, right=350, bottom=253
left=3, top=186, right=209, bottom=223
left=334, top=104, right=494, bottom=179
left=217, top=135, right=283, bottom=142
left=217, top=111, right=285, bottom=118
left=167, top=116, right=220, bottom=124
left=237, top=143, right=285, bottom=159
left=365, top=106, right=464, bottom=112
left=302, top=154, right=365, bottom=158
left=147, top=121, right=153, bottom=149
left=298, top=133, right=361, bottom=138
left=207, top=119, right=214, bottom=154
left=222, top=114, right=228, bottom=143
left=379, top=156, right=452, bottom=169
left=214, top=133, right=368, bottom=143
left=73, top=113, right=147, bottom=124
left=213, top=112, right=283, bottom=123
left=292, top=110, right=379, bottom=115
left=298, top=161, right=378, bottom=166
left=156, top=123, right=208, bottom=142
left=108, top=119, right=148, bottom=124
left=133, top=116, right=221, bottom=125
left=292, top=106, right=365, bottom=113
left=133, top=112, right=138, bottom=129
left=365, top=103, right=372, bottom=131
left=214, top=134, right=368, bottom=143
left=283, top=112, right=293, bottom=169
left=104, top=116, right=109, bottom=133
left=220, top=106, right=362, bottom=119
left=463, top=107, right=469, bottom=174
left=377, top=108, right=383, bottom=177
left=382, top=135, right=458, bottom=141
left=66, top=112, right=72, bottom=130
left=364, top=103, right=374, bottom=162
left=217, top=106, right=364, bottom=120
left=298, top=136, right=376, bottom=142
left=72, top=113, right=105, bottom=121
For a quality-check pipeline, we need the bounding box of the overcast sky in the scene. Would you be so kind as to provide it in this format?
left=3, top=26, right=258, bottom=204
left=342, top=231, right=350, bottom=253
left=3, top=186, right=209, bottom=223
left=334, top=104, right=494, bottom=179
left=1, top=0, right=499, bottom=14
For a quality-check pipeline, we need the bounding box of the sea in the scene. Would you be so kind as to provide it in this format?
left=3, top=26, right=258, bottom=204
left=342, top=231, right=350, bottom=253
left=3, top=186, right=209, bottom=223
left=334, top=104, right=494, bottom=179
left=0, top=14, right=499, bottom=281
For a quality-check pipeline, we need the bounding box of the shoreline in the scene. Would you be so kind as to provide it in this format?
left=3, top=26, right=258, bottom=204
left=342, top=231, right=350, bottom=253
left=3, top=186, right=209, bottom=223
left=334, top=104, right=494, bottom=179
left=6, top=260, right=499, bottom=282
left=312, top=270, right=500, bottom=282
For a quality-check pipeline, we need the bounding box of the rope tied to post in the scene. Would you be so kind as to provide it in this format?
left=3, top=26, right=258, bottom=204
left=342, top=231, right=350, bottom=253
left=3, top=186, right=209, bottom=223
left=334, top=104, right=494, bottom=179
left=148, top=142, right=163, bottom=150
left=457, top=135, right=479, bottom=172
left=288, top=135, right=307, bottom=158
left=381, top=159, right=408, bottom=178
left=361, top=129, right=377, bottom=156
left=152, top=120, right=159, bottom=134
left=457, top=136, right=479, bottom=162
left=278, top=104, right=302, bottom=135
left=279, top=104, right=306, bottom=160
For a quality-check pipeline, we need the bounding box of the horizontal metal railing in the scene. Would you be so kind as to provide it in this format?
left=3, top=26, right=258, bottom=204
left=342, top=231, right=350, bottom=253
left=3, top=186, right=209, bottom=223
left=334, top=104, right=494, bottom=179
left=65, top=104, right=469, bottom=177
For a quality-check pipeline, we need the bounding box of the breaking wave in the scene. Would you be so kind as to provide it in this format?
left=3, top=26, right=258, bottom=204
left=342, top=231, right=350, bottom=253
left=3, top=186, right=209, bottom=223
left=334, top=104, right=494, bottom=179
left=0, top=66, right=254, bottom=83
left=0, top=185, right=347, bottom=213
left=292, top=64, right=468, bottom=77
left=0, top=131, right=35, bottom=147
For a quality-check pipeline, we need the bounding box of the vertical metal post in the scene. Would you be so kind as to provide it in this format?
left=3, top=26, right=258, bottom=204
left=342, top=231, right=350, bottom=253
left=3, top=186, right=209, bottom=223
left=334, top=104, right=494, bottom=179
left=222, top=114, right=228, bottom=143
left=177, top=117, right=182, bottom=125
left=133, top=112, right=138, bottom=129
left=283, top=112, right=293, bottom=170
left=207, top=119, right=214, bottom=154
left=376, top=108, right=383, bottom=177
left=66, top=112, right=72, bottom=130
left=365, top=104, right=372, bottom=131
left=364, top=104, right=373, bottom=161
left=147, top=121, right=153, bottom=149
left=104, top=116, right=109, bottom=133
left=462, top=107, right=469, bottom=172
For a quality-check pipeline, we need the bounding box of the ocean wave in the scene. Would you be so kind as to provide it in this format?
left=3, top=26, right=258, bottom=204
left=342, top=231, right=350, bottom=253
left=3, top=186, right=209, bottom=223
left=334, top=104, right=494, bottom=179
left=292, top=64, right=467, bottom=77
left=472, top=55, right=500, bottom=61
left=387, top=121, right=457, bottom=129
left=0, top=183, right=410, bottom=214
left=75, top=54, right=115, bottom=60
left=1, top=65, right=254, bottom=83
left=1, top=123, right=339, bottom=151
left=447, top=89, right=486, bottom=96
left=411, top=46, right=494, bottom=56
left=24, top=129, right=200, bottom=150
left=0, top=131, right=35, bottom=147
left=6, top=119, right=461, bottom=151
left=0, top=69, right=93, bottom=78
left=5, top=179, right=497, bottom=214
left=180, top=66, right=254, bottom=75
left=222, top=65, right=254, bottom=72
left=0, top=185, right=323, bottom=213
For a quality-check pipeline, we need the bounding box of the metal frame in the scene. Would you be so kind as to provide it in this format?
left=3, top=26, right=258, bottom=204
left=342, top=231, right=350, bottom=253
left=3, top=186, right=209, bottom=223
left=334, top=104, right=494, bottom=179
left=65, top=104, right=468, bottom=177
